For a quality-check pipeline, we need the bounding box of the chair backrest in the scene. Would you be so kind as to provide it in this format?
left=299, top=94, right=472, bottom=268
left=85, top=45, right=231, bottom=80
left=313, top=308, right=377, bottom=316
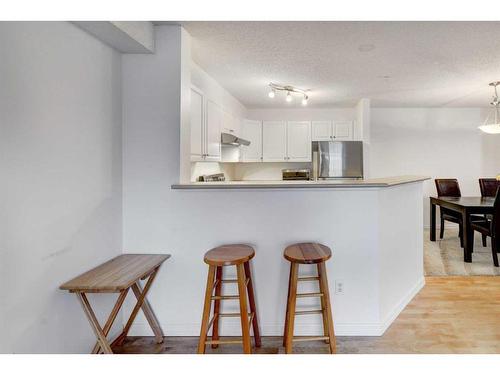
left=435, top=179, right=461, bottom=197
left=479, top=178, right=500, bottom=197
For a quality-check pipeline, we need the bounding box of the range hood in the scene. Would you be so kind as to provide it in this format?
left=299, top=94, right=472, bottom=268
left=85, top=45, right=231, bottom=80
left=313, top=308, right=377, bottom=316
left=221, top=132, right=251, bottom=146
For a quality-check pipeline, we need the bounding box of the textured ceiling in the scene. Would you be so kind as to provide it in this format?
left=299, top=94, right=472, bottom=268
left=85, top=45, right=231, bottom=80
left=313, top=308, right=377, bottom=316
left=178, top=21, right=500, bottom=108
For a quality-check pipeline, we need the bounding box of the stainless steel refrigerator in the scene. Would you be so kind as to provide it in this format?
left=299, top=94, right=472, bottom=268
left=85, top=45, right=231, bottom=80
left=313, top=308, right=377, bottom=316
left=315, top=141, right=364, bottom=179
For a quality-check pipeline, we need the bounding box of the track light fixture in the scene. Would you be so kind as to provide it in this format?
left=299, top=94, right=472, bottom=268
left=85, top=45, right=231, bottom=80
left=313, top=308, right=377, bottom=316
left=267, top=83, right=310, bottom=105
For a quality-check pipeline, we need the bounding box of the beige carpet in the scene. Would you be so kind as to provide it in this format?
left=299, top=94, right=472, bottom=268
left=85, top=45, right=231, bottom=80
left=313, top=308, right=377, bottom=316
left=424, top=227, right=500, bottom=276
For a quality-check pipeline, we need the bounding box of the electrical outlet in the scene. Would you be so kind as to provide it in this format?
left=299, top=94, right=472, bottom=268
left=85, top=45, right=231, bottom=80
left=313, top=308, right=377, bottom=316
left=335, top=280, right=344, bottom=294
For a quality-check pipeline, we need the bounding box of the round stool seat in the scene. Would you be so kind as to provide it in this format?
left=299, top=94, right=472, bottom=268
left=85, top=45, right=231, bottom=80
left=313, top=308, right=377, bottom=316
left=204, top=244, right=255, bottom=266
left=284, top=242, right=331, bottom=264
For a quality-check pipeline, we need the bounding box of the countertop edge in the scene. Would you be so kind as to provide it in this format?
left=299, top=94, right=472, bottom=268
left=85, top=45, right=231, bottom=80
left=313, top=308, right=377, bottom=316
left=171, top=176, right=430, bottom=190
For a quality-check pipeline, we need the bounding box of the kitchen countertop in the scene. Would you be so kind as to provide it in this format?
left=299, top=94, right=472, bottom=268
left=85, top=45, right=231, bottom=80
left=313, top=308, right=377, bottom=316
left=171, top=175, right=430, bottom=189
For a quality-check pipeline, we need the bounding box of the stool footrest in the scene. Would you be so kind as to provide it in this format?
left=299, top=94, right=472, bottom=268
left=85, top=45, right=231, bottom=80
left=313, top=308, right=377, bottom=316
left=295, top=309, right=324, bottom=315
left=205, top=339, right=243, bottom=345
left=218, top=312, right=251, bottom=318
left=298, top=276, right=320, bottom=282
left=211, top=295, right=239, bottom=300
left=296, top=292, right=323, bottom=298
left=292, top=336, right=330, bottom=343
left=221, top=278, right=250, bottom=285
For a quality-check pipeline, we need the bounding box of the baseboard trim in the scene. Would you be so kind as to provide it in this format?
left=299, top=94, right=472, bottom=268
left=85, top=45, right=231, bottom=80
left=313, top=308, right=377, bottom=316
left=378, top=276, right=426, bottom=335
left=128, top=322, right=386, bottom=337
left=128, top=278, right=425, bottom=338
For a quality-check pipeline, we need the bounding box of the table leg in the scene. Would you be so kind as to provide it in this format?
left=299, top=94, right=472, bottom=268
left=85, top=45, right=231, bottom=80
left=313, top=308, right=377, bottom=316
left=76, top=292, right=114, bottom=354
left=112, top=266, right=161, bottom=347
left=92, top=288, right=129, bottom=354
left=131, top=282, right=164, bottom=344
left=430, top=200, right=436, bottom=241
left=463, top=209, right=473, bottom=263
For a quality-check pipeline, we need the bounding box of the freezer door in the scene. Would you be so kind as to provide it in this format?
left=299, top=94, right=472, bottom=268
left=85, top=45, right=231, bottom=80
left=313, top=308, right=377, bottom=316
left=318, top=141, right=363, bottom=178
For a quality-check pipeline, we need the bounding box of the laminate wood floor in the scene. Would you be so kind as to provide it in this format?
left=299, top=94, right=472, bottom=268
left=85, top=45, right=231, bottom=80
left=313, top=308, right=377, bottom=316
left=113, top=276, right=500, bottom=354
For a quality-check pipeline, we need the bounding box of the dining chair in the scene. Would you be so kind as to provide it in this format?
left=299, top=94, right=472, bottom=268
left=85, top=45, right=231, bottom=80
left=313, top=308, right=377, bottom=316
left=478, top=178, right=500, bottom=246
left=479, top=178, right=500, bottom=197
left=435, top=179, right=463, bottom=246
left=470, top=187, right=500, bottom=267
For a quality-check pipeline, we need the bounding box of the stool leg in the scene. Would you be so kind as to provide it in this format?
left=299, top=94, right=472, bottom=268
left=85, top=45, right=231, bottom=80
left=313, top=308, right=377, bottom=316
left=285, top=262, right=299, bottom=354
left=318, top=262, right=336, bottom=354
left=211, top=266, right=223, bottom=348
left=236, top=263, right=252, bottom=354
left=244, top=261, right=261, bottom=348
left=317, top=264, right=329, bottom=344
left=282, top=264, right=293, bottom=347
left=198, top=265, right=216, bottom=354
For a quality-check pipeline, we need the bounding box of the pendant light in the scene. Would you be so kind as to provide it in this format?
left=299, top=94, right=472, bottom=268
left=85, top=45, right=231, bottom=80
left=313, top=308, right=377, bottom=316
left=479, top=81, right=500, bottom=134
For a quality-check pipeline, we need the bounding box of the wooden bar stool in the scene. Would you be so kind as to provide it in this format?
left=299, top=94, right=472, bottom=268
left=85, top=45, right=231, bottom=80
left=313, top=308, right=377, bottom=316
left=198, top=244, right=261, bottom=354
left=283, top=242, right=336, bottom=354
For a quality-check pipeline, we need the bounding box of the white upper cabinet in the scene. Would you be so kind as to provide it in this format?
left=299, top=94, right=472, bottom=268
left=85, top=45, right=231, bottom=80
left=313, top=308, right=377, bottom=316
left=312, top=120, right=353, bottom=141
left=262, top=121, right=287, bottom=162
left=205, top=99, right=222, bottom=161
left=312, top=121, right=332, bottom=141
left=287, top=121, right=311, bottom=161
left=334, top=121, right=353, bottom=140
left=190, top=87, right=204, bottom=161
left=233, top=116, right=241, bottom=137
left=222, top=111, right=241, bottom=137
left=240, top=120, right=262, bottom=162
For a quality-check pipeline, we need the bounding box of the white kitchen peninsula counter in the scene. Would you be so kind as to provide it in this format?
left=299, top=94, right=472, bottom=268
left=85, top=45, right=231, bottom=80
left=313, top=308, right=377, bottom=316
left=144, top=176, right=430, bottom=337
left=172, top=175, right=428, bottom=189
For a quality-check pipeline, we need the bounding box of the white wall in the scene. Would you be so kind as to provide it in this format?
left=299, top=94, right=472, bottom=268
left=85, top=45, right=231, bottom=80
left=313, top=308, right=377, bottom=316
left=0, top=22, right=123, bottom=353
left=73, top=21, right=155, bottom=53
left=378, top=183, right=424, bottom=324
left=370, top=108, right=500, bottom=226
left=247, top=108, right=355, bottom=122
left=191, top=62, right=247, bottom=119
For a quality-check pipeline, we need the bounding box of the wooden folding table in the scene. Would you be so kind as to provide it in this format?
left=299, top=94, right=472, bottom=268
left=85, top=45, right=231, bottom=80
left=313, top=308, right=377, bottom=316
left=60, top=254, right=170, bottom=354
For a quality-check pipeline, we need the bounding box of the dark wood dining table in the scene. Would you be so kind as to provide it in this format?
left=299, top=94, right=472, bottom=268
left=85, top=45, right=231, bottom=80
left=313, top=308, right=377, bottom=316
left=430, top=196, right=495, bottom=262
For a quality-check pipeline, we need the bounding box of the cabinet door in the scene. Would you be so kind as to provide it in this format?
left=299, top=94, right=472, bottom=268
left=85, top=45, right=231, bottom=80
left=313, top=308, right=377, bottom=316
left=240, top=120, right=262, bottom=162
left=221, top=110, right=234, bottom=134
left=312, top=121, right=332, bottom=141
left=334, top=121, right=353, bottom=140
left=190, top=88, right=204, bottom=161
left=262, top=121, right=287, bottom=162
left=287, top=121, right=312, bottom=162
left=205, top=100, right=222, bottom=161
left=232, top=116, right=241, bottom=137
